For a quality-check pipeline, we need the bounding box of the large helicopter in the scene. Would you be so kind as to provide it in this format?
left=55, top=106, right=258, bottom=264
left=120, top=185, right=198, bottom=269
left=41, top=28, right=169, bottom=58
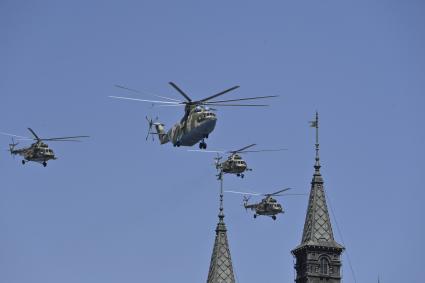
left=109, top=83, right=277, bottom=149
left=1, top=128, right=89, bottom=167
left=226, top=188, right=295, bottom=220
left=189, top=144, right=286, bottom=178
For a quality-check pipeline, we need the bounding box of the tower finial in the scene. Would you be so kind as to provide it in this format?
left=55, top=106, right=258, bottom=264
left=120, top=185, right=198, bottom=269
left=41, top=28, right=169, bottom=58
left=218, top=170, right=225, bottom=222
left=310, top=111, right=320, bottom=172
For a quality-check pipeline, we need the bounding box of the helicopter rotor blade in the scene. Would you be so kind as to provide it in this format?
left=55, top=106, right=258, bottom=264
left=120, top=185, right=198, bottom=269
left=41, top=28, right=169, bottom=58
left=206, top=95, right=278, bottom=104
left=202, top=103, right=270, bottom=107
left=145, top=116, right=155, bottom=141
left=155, top=104, right=185, bottom=107
left=41, top=135, right=90, bottom=141
left=27, top=128, right=41, bottom=141
left=8, top=138, right=18, bottom=155
left=42, top=139, right=83, bottom=142
left=229, top=144, right=256, bottom=154
left=169, top=82, right=192, bottom=102
left=200, top=86, right=240, bottom=103
left=0, top=131, right=31, bottom=140
left=224, top=190, right=261, bottom=196
left=266, top=188, right=293, bottom=196
left=240, top=148, right=288, bottom=153
left=273, top=193, right=307, bottom=196
left=109, top=96, right=181, bottom=105
left=115, top=84, right=182, bottom=102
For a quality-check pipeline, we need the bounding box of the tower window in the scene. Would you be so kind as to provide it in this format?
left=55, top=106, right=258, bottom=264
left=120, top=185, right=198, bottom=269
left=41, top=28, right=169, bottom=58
left=320, top=257, right=329, bottom=275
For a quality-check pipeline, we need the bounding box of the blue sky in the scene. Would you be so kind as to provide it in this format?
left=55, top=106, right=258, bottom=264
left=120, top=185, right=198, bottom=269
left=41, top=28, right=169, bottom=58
left=1, top=1, right=424, bottom=282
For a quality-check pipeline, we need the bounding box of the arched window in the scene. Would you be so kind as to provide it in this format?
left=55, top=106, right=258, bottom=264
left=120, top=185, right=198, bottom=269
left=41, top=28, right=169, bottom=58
left=320, top=257, right=329, bottom=275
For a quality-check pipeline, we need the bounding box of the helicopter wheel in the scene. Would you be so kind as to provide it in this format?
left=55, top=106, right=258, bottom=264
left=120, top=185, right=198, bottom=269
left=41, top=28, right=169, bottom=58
left=237, top=173, right=240, bottom=177
left=241, top=174, right=244, bottom=178
left=272, top=215, right=277, bottom=220
left=22, top=160, right=25, bottom=165
left=199, top=142, right=207, bottom=149
left=43, top=161, right=47, bottom=167
left=253, top=214, right=257, bottom=219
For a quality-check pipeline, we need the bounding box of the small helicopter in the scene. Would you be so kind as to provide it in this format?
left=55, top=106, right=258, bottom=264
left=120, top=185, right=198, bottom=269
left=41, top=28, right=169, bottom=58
left=226, top=188, right=294, bottom=220
left=189, top=144, right=286, bottom=178
left=1, top=128, right=89, bottom=167
left=110, top=83, right=277, bottom=149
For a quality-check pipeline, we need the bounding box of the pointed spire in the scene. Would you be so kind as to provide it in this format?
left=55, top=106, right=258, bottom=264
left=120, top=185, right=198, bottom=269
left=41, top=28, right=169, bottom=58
left=294, top=112, right=343, bottom=249
left=313, top=111, right=320, bottom=172
left=291, top=113, right=344, bottom=283
left=207, top=172, right=236, bottom=283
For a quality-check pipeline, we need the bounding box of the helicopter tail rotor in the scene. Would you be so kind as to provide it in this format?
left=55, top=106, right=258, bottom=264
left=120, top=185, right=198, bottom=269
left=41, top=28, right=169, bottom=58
left=145, top=116, right=161, bottom=141
left=214, top=153, right=222, bottom=169
left=243, top=195, right=251, bottom=209
left=145, top=116, right=169, bottom=144
left=8, top=138, right=18, bottom=158
left=145, top=116, right=155, bottom=141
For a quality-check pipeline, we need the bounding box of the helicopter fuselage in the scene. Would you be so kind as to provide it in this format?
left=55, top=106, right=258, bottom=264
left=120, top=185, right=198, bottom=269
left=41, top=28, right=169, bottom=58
left=155, top=106, right=217, bottom=147
left=11, top=142, right=56, bottom=165
left=245, top=197, right=283, bottom=218
left=221, top=154, right=248, bottom=174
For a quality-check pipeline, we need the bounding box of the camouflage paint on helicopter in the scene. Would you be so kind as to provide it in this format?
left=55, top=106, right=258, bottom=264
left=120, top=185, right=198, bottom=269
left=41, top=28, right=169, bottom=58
left=1, top=128, right=89, bottom=167
left=110, top=82, right=277, bottom=149
left=226, top=188, right=297, bottom=220
left=189, top=144, right=287, bottom=177
left=150, top=105, right=217, bottom=148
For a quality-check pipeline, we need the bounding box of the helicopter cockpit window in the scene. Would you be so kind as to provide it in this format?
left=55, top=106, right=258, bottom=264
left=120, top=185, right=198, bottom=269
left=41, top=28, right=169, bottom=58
left=195, top=106, right=202, bottom=112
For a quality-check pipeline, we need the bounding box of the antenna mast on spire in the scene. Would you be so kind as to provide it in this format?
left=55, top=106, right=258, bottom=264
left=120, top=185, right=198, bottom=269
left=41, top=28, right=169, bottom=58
left=217, top=169, right=225, bottom=221
left=310, top=111, right=320, bottom=171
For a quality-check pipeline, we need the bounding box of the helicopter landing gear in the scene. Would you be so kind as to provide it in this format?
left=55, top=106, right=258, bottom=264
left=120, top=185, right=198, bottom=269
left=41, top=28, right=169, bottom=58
left=43, top=161, right=47, bottom=167
left=253, top=214, right=257, bottom=219
left=199, top=140, right=207, bottom=149
left=237, top=173, right=245, bottom=178
left=272, top=215, right=277, bottom=221
left=22, top=160, right=25, bottom=165
left=175, top=141, right=181, bottom=147
left=241, top=174, right=244, bottom=178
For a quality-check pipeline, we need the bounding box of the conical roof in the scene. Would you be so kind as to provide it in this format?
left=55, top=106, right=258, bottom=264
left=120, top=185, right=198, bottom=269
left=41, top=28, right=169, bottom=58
left=206, top=217, right=236, bottom=283
left=207, top=173, right=236, bottom=283
left=297, top=167, right=342, bottom=249
left=293, top=112, right=343, bottom=251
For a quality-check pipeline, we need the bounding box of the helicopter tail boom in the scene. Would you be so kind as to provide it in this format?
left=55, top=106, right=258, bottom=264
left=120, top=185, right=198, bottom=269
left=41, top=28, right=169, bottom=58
left=153, top=123, right=169, bottom=144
